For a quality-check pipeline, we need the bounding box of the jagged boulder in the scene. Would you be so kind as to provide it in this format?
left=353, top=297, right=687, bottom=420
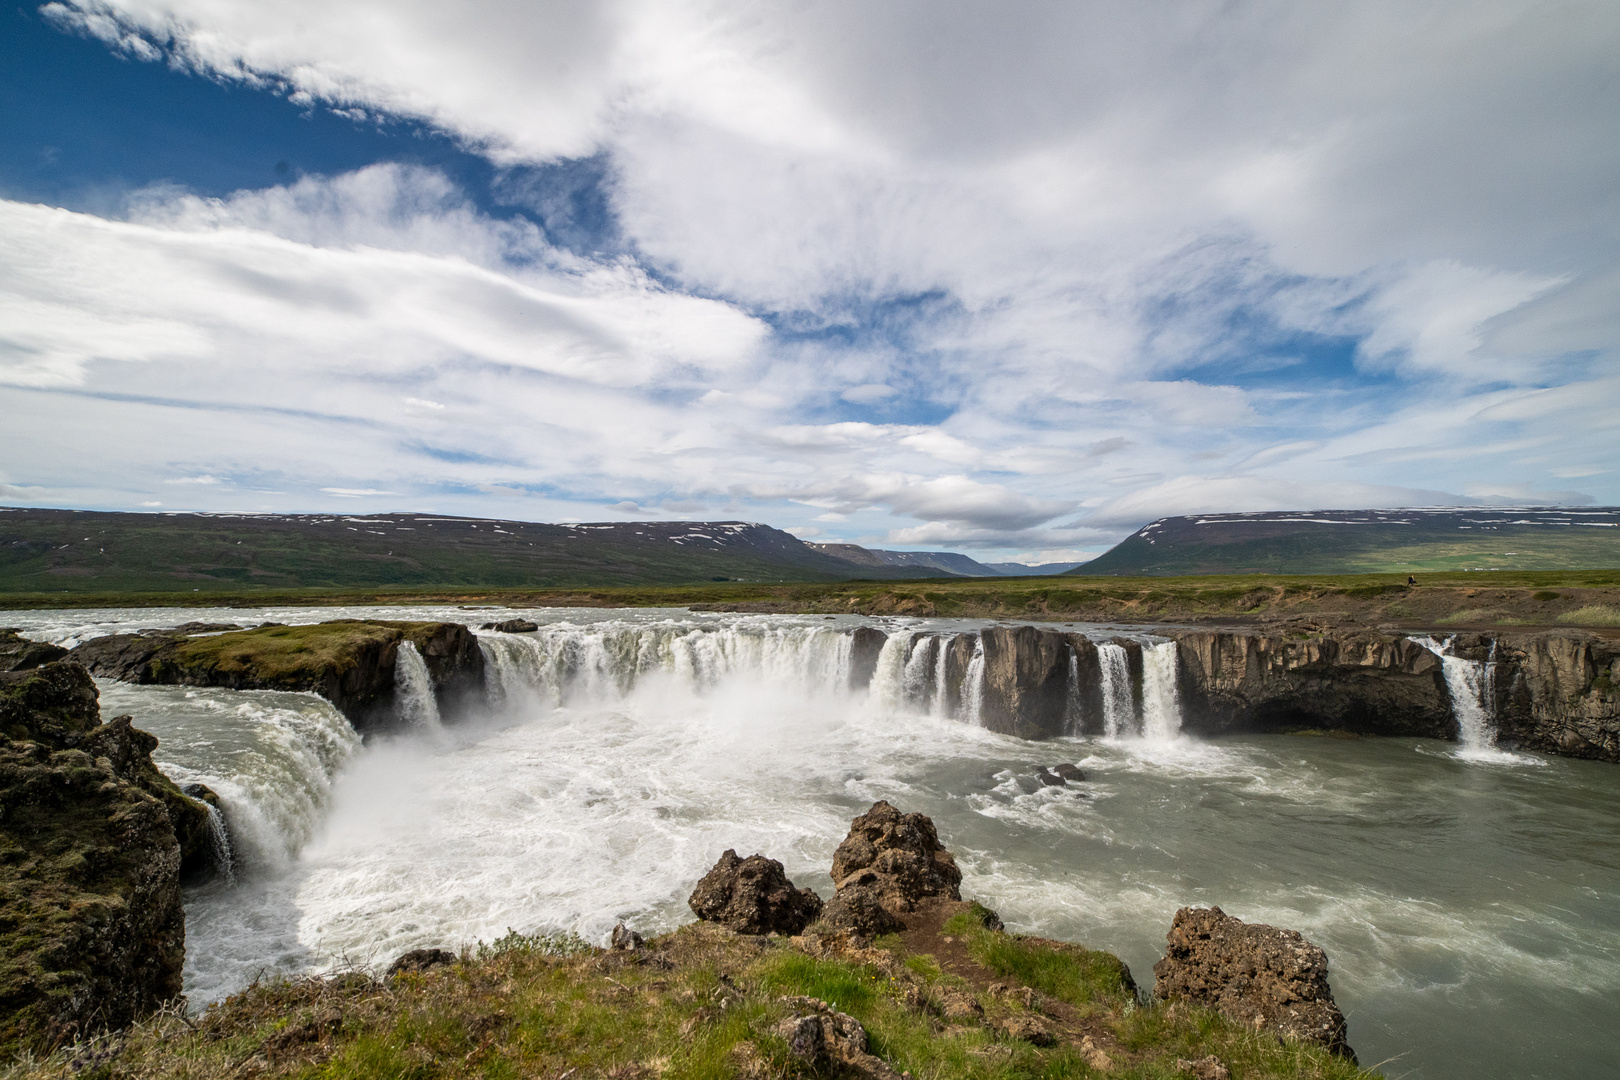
left=830, top=801, right=961, bottom=921
left=688, top=850, right=823, bottom=935
left=818, top=884, right=904, bottom=936
left=1153, top=906, right=1353, bottom=1060
left=0, top=629, right=68, bottom=672
left=774, top=996, right=903, bottom=1079
left=0, top=662, right=213, bottom=1052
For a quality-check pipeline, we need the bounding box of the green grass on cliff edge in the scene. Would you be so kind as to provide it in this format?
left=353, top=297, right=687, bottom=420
left=164, top=621, right=449, bottom=682
left=6, top=570, right=1620, bottom=631
left=1, top=917, right=1376, bottom=1080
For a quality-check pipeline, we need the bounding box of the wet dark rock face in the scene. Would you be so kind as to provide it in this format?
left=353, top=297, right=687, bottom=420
left=1172, top=629, right=1454, bottom=739
left=480, top=619, right=539, bottom=633
left=1153, top=906, right=1354, bottom=1060
left=0, top=661, right=215, bottom=1053
left=0, top=629, right=69, bottom=672
left=687, top=850, right=823, bottom=935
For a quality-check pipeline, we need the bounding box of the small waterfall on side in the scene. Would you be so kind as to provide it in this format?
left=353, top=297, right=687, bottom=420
left=1140, top=641, right=1184, bottom=742
left=394, top=641, right=443, bottom=731
left=962, top=636, right=986, bottom=726
left=1097, top=643, right=1133, bottom=737
left=1414, top=636, right=1499, bottom=754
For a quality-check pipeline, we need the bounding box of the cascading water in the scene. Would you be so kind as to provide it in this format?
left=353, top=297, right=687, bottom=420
left=1064, top=647, right=1082, bottom=736
left=1140, top=641, right=1184, bottom=742
left=1414, top=636, right=1499, bottom=755
left=94, top=682, right=361, bottom=876
left=869, top=630, right=916, bottom=712
left=202, top=802, right=235, bottom=886
left=394, top=641, right=443, bottom=730
left=1097, top=643, right=1134, bottom=737
left=962, top=636, right=986, bottom=726
left=902, top=635, right=938, bottom=713
left=931, top=639, right=952, bottom=718
left=478, top=621, right=859, bottom=713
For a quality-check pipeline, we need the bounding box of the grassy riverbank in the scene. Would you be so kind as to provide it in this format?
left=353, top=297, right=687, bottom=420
left=3, top=907, right=1374, bottom=1080
left=4, top=570, right=1620, bottom=631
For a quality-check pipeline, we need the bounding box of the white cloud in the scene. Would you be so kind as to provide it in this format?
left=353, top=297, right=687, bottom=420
left=8, top=1, right=1619, bottom=556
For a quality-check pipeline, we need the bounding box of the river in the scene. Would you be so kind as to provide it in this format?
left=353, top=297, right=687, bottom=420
left=13, top=605, right=1620, bottom=1079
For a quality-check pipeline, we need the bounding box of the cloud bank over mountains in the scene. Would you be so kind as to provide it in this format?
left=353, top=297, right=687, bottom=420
left=3, top=0, right=1617, bottom=559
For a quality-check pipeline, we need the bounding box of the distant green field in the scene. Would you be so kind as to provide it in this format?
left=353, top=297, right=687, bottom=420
left=1073, top=509, right=1620, bottom=576
left=6, top=569, right=1620, bottom=637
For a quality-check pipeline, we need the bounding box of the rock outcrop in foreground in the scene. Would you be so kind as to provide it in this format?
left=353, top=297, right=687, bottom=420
left=70, top=620, right=484, bottom=731
left=829, top=799, right=962, bottom=929
left=8, top=799, right=1372, bottom=1079
left=687, top=849, right=823, bottom=935
left=1154, top=905, right=1354, bottom=1060
left=0, top=660, right=217, bottom=1053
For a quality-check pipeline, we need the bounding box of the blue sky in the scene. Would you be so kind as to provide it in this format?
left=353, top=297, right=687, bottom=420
left=2, top=1, right=1617, bottom=561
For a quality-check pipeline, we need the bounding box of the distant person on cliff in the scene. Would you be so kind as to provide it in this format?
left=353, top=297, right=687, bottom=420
left=1407, top=575, right=1417, bottom=585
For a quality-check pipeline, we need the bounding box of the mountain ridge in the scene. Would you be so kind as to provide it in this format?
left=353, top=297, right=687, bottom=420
left=0, top=507, right=955, bottom=593
left=1070, top=507, right=1620, bottom=576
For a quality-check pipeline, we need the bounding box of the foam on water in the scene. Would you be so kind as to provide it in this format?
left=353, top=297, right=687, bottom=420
left=26, top=607, right=1620, bottom=1078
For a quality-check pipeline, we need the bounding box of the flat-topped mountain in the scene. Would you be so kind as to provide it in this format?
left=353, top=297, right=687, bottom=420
left=1072, top=507, right=1620, bottom=576
left=0, top=508, right=951, bottom=594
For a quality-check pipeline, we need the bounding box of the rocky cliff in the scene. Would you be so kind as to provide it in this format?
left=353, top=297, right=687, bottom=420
left=1489, top=631, right=1620, bottom=760
left=860, top=622, right=1619, bottom=760
left=1171, top=629, right=1455, bottom=739
left=0, top=660, right=218, bottom=1052
left=71, top=620, right=485, bottom=731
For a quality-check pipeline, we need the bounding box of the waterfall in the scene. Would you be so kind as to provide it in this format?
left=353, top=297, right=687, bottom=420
left=394, top=641, right=443, bottom=730
left=1064, top=646, right=1082, bottom=737
left=1140, top=641, right=1183, bottom=742
left=962, top=636, right=986, bottom=726
left=902, top=635, right=938, bottom=711
left=477, top=621, right=860, bottom=714
left=931, top=637, right=952, bottom=718
left=1414, top=636, right=1498, bottom=754
left=1098, top=643, right=1133, bottom=738
left=202, top=801, right=235, bottom=886
left=870, top=630, right=916, bottom=712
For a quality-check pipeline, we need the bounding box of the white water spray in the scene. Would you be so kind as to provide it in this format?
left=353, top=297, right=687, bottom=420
left=1097, top=643, right=1133, bottom=737
left=1064, top=647, right=1082, bottom=736
left=393, top=641, right=443, bottom=731
left=1414, top=636, right=1499, bottom=755
left=931, top=638, right=952, bottom=718
left=902, top=635, right=938, bottom=712
left=870, top=630, right=917, bottom=712
left=480, top=621, right=858, bottom=715
left=1140, top=641, right=1184, bottom=742
left=962, top=636, right=986, bottom=726
left=201, top=802, right=235, bottom=886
